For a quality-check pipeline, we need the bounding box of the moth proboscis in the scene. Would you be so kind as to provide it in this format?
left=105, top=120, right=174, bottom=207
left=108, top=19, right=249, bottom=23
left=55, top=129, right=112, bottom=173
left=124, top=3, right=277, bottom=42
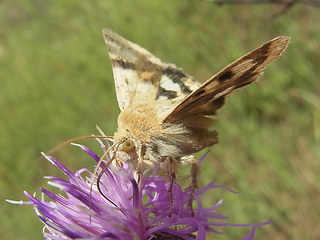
left=93, top=29, right=289, bottom=213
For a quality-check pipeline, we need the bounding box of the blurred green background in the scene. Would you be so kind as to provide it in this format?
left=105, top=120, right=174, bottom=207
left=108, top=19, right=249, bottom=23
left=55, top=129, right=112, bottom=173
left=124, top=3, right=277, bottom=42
left=1, top=0, right=319, bottom=239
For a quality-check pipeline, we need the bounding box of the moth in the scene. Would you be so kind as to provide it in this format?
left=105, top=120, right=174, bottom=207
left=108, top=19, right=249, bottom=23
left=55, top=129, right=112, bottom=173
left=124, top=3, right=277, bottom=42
left=94, top=30, right=289, bottom=209
left=102, top=29, right=289, bottom=173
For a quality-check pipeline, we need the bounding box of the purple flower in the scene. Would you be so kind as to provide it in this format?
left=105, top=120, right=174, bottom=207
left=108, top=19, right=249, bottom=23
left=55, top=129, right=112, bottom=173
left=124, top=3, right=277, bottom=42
left=8, top=144, right=271, bottom=239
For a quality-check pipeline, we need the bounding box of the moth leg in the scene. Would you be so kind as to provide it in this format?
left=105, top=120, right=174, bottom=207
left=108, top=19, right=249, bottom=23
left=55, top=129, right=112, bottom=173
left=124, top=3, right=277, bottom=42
left=135, top=142, right=147, bottom=184
left=160, top=156, right=177, bottom=216
left=115, top=158, right=123, bottom=167
left=189, top=159, right=200, bottom=216
left=181, top=155, right=199, bottom=216
left=168, top=160, right=176, bottom=217
left=136, top=163, right=143, bottom=184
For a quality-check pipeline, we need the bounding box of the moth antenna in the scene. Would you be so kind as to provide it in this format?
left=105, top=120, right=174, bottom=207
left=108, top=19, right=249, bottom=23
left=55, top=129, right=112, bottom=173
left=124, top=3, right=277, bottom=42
left=96, top=153, right=125, bottom=216
left=96, top=154, right=117, bottom=205
left=47, top=135, right=114, bottom=155
left=89, top=143, right=122, bottom=220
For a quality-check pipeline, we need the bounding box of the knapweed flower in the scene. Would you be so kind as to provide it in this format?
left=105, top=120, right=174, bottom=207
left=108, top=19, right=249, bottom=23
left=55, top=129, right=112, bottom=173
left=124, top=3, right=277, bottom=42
left=9, top=144, right=271, bottom=240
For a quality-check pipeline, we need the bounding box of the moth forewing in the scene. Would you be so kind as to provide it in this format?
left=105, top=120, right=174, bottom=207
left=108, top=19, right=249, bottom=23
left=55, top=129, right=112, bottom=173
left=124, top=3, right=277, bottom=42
left=103, top=29, right=202, bottom=113
left=164, top=36, right=290, bottom=122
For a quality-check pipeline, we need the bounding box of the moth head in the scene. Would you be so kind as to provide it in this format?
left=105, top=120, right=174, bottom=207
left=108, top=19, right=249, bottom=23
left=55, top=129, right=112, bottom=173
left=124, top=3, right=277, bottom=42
left=114, top=137, right=138, bottom=163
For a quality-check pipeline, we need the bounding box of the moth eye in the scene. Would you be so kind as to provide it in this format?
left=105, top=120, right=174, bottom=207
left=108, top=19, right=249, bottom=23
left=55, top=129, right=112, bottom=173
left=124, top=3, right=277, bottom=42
left=122, top=140, right=135, bottom=153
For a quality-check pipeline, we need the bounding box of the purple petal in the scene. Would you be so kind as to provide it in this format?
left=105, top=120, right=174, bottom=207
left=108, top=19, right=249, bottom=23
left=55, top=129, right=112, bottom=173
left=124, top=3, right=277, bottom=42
left=241, top=228, right=256, bottom=240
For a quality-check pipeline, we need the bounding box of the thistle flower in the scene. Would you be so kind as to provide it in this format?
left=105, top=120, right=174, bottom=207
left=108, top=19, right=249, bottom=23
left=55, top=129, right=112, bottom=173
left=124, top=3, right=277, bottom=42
left=8, top=144, right=271, bottom=240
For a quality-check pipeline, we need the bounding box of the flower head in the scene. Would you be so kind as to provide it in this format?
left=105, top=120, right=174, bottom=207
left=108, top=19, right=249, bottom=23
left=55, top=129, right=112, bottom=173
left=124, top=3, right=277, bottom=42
left=9, top=144, right=271, bottom=240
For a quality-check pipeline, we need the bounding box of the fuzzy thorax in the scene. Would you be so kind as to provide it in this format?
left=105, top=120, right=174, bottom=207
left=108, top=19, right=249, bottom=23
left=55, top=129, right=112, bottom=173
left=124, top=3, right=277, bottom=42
left=113, top=102, right=217, bottom=167
left=114, top=103, right=163, bottom=143
left=114, top=103, right=190, bottom=163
